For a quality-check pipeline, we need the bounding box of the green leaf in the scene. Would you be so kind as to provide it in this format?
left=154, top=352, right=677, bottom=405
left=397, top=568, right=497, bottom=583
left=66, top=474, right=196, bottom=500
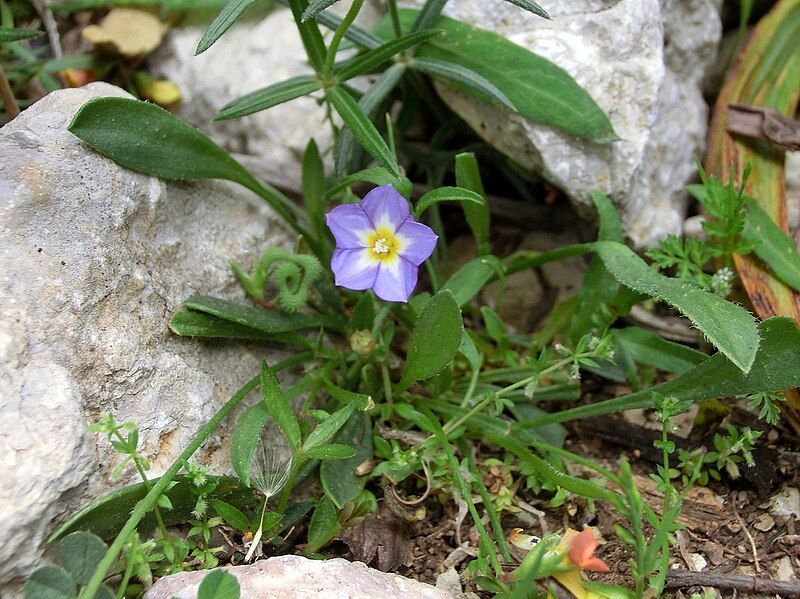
left=231, top=402, right=269, bottom=485
left=57, top=531, right=107, bottom=584
left=337, top=29, right=442, bottom=81
left=302, top=404, right=356, bottom=452
left=215, top=76, right=322, bottom=121
left=593, top=240, right=759, bottom=373
left=455, top=152, right=490, bottom=255
left=410, top=57, right=514, bottom=110
left=312, top=5, right=383, bottom=49
left=50, top=476, right=254, bottom=542
left=411, top=0, right=447, bottom=32
left=321, top=412, right=372, bottom=508
left=302, top=139, right=326, bottom=239
left=326, top=86, right=402, bottom=178
left=67, top=98, right=303, bottom=234
left=398, top=289, right=463, bottom=390
left=567, top=190, right=624, bottom=341
left=442, top=255, right=504, bottom=306
left=169, top=309, right=274, bottom=339
left=612, top=327, right=706, bottom=375
left=414, top=186, right=486, bottom=219
left=286, top=0, right=328, bottom=70
left=306, top=494, right=339, bottom=552
left=334, top=63, right=406, bottom=177
left=181, top=295, right=343, bottom=334
left=323, top=379, right=374, bottom=411
left=304, top=443, right=357, bottom=460
left=0, top=26, right=42, bottom=42
left=301, top=0, right=340, bottom=21
left=458, top=330, right=480, bottom=371
left=212, top=500, right=251, bottom=532
left=744, top=197, right=800, bottom=293
left=195, top=0, right=261, bottom=55
left=324, top=167, right=410, bottom=200
left=376, top=10, right=617, bottom=143
left=515, top=318, right=800, bottom=429
left=23, top=566, right=75, bottom=599
left=197, top=569, right=240, bottom=599
left=261, top=362, right=301, bottom=450
left=503, top=0, right=550, bottom=19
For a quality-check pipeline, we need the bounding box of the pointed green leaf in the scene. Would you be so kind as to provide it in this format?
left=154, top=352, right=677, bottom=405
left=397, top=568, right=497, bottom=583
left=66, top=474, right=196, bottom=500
left=337, top=29, right=441, bottom=81
left=302, top=139, right=326, bottom=238
left=231, top=402, right=270, bottom=485
left=301, top=0, right=340, bottom=22
left=261, top=362, right=301, bottom=449
left=443, top=255, right=504, bottom=306
left=593, top=240, right=759, bottom=373
left=399, top=289, right=463, bottom=389
left=181, top=295, right=344, bottom=334
left=516, top=318, right=800, bottom=429
left=410, top=56, right=514, bottom=110
left=503, top=0, right=550, bottom=19
left=213, top=500, right=251, bottom=532
left=414, top=186, right=486, bottom=219
left=304, top=443, right=357, bottom=460
left=0, top=26, right=42, bottom=42
left=326, top=86, right=402, bottom=178
left=455, top=152, right=490, bottom=255
left=302, top=404, right=356, bottom=452
left=195, top=0, right=261, bottom=55
left=320, top=412, right=372, bottom=507
left=306, top=494, right=339, bottom=551
left=612, top=327, right=706, bottom=375
left=216, top=76, right=322, bottom=120
left=67, top=97, right=304, bottom=234
left=744, top=197, right=800, bottom=293
left=376, top=10, right=617, bottom=143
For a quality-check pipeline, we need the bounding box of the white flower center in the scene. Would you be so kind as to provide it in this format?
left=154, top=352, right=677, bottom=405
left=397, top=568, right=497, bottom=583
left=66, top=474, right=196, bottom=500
left=372, top=237, right=391, bottom=254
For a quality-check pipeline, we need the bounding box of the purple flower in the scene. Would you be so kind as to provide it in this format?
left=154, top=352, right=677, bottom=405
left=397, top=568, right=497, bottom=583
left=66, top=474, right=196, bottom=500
left=326, top=185, right=438, bottom=303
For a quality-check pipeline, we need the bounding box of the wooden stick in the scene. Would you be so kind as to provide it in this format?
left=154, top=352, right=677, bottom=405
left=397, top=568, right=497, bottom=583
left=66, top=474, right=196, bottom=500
left=0, top=64, right=19, bottom=120
left=665, top=568, right=800, bottom=596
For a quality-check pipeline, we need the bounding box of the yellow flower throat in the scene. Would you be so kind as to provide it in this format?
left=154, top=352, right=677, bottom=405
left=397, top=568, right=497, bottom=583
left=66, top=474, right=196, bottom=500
left=366, top=228, right=400, bottom=262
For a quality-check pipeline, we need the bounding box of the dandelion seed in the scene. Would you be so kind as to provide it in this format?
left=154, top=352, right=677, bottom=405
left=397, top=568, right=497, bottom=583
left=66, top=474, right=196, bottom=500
left=244, top=438, right=293, bottom=563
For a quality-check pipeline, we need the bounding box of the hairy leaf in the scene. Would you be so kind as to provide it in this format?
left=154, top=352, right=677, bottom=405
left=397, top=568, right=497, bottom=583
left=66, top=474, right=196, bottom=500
left=216, top=76, right=322, bottom=120
left=195, top=0, right=261, bottom=54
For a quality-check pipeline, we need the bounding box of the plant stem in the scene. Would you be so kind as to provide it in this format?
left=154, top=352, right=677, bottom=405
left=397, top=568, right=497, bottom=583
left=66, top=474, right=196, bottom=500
left=387, top=0, right=402, bottom=37
left=323, top=0, right=365, bottom=77
left=79, top=352, right=311, bottom=599
left=0, top=64, right=19, bottom=120
left=112, top=429, right=170, bottom=541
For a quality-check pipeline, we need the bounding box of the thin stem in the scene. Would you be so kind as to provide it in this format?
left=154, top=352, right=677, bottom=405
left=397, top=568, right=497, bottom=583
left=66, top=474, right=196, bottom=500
left=0, top=64, right=19, bottom=120
left=114, top=550, right=135, bottom=599
left=381, top=363, right=394, bottom=407
left=79, top=352, right=311, bottom=599
left=323, top=0, right=365, bottom=77
left=112, top=429, right=170, bottom=541
left=459, top=353, right=483, bottom=408
left=387, top=0, right=402, bottom=37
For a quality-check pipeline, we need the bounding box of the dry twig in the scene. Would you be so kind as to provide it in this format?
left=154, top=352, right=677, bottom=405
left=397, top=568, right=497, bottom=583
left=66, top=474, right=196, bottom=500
left=665, top=568, right=800, bottom=596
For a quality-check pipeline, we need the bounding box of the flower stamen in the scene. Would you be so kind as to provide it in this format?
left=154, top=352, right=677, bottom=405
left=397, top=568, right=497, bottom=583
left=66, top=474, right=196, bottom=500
left=373, top=237, right=391, bottom=254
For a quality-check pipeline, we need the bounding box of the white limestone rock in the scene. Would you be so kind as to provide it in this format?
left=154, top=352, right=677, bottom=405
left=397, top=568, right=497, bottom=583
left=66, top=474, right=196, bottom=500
left=398, top=0, right=722, bottom=246
left=0, top=83, right=292, bottom=594
left=149, top=7, right=332, bottom=188
left=144, top=555, right=453, bottom=599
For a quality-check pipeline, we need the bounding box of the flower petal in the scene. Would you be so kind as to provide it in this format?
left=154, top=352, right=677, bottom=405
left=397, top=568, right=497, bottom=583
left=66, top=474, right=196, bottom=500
left=581, top=557, right=610, bottom=573
left=395, top=219, right=438, bottom=266
left=331, top=248, right=379, bottom=291
left=373, top=258, right=417, bottom=302
left=326, top=204, right=373, bottom=249
left=568, top=528, right=601, bottom=569
left=360, top=184, right=410, bottom=232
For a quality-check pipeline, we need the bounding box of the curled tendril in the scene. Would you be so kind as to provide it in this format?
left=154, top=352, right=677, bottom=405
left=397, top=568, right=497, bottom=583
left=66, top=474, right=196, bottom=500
left=232, top=248, right=321, bottom=312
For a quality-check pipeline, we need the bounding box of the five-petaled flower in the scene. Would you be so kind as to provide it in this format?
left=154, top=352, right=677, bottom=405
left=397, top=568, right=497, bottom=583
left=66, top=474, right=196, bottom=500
left=325, top=184, right=438, bottom=303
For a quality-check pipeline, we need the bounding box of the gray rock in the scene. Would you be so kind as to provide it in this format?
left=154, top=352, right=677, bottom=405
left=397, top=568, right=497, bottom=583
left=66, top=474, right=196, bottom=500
left=0, top=83, right=291, bottom=593
left=397, top=0, right=721, bottom=246
left=149, top=7, right=333, bottom=189
left=144, top=555, right=453, bottom=599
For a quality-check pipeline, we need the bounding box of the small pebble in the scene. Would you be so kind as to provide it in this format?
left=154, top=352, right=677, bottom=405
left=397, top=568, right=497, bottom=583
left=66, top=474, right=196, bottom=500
left=753, top=513, right=775, bottom=532
left=768, top=429, right=779, bottom=442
